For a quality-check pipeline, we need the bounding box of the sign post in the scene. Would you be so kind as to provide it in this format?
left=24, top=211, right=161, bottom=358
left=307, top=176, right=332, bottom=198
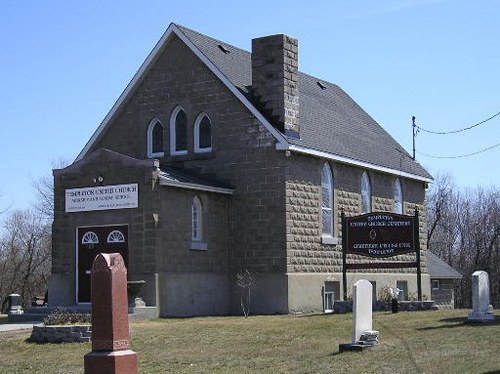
left=341, top=210, right=421, bottom=301
left=414, top=209, right=422, bottom=301
left=341, top=209, right=348, bottom=300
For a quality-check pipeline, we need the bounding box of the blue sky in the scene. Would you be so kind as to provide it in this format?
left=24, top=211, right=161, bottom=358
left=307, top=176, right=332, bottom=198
left=1, top=0, right=499, bottom=210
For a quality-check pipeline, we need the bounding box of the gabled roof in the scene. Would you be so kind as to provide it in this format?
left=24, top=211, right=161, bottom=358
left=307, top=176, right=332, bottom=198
left=76, top=23, right=432, bottom=182
left=427, top=251, right=463, bottom=279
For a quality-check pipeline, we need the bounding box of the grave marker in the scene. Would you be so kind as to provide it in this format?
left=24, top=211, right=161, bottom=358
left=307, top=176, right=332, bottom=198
left=339, top=279, right=379, bottom=352
left=468, top=270, right=495, bottom=323
left=84, top=253, right=138, bottom=374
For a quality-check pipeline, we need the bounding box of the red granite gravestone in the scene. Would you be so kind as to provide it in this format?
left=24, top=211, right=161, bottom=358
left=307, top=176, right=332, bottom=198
left=84, top=253, right=138, bottom=374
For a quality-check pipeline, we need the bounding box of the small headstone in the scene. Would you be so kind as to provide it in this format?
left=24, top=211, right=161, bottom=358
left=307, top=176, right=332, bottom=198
left=339, top=279, right=379, bottom=352
left=84, top=253, right=138, bottom=374
left=468, top=270, right=495, bottom=323
left=6, top=294, right=24, bottom=315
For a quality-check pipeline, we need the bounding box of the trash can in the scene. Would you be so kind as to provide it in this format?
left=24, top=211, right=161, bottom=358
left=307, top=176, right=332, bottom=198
left=6, top=294, right=24, bottom=315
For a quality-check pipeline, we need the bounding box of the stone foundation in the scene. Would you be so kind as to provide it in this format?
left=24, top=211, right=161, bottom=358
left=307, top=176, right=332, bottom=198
left=30, top=324, right=91, bottom=343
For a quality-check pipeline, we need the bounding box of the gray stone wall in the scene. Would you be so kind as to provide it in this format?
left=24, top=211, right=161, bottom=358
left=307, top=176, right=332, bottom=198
left=52, top=31, right=430, bottom=315
left=52, top=152, right=159, bottom=305
left=156, top=187, right=229, bottom=274
left=285, top=154, right=428, bottom=275
left=87, top=35, right=288, bottom=276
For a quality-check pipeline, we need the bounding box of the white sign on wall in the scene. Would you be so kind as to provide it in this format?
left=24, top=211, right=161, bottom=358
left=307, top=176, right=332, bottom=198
left=65, top=183, right=138, bottom=213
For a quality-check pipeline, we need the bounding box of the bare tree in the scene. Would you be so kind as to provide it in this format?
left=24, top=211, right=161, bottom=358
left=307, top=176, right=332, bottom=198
left=236, top=269, right=256, bottom=318
left=0, top=209, right=51, bottom=307
left=427, top=175, right=500, bottom=308
left=32, top=157, right=68, bottom=221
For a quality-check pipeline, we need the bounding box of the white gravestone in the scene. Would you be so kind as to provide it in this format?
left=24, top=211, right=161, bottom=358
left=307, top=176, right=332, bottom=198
left=352, top=279, right=373, bottom=344
left=468, top=270, right=495, bottom=322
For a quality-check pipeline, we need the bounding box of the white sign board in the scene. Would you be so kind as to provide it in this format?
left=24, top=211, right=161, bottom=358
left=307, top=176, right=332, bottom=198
left=65, top=183, right=138, bottom=213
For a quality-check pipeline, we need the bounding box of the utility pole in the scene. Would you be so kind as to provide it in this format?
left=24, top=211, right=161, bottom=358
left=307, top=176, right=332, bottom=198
left=412, top=116, right=416, bottom=160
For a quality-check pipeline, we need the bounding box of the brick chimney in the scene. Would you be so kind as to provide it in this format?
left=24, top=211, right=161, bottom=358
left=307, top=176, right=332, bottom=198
left=251, top=34, right=299, bottom=139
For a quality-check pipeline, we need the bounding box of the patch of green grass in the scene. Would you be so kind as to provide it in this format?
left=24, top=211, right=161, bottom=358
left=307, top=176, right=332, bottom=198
left=0, top=310, right=499, bottom=374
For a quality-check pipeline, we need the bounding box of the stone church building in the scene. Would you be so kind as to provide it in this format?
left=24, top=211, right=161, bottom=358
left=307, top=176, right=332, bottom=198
left=49, top=23, right=432, bottom=316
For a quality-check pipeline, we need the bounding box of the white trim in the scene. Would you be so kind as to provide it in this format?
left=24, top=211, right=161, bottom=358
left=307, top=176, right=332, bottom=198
left=76, top=23, right=288, bottom=162
left=190, top=241, right=208, bottom=251
left=147, top=118, right=164, bottom=158
left=170, top=105, right=188, bottom=156
left=321, top=235, right=338, bottom=245
left=194, top=112, right=212, bottom=153
left=285, top=144, right=432, bottom=183
left=159, top=176, right=234, bottom=195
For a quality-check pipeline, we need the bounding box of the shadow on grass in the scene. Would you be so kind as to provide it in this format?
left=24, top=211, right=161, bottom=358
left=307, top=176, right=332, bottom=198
left=482, top=371, right=500, bottom=374
left=416, top=315, right=500, bottom=331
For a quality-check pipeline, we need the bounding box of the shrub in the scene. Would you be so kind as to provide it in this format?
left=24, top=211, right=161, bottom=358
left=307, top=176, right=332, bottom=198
left=43, top=308, right=91, bottom=325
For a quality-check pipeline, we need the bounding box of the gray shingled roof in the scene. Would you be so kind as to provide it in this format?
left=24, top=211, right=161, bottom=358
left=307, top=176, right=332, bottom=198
left=160, top=166, right=232, bottom=190
left=427, top=252, right=463, bottom=279
left=176, top=24, right=432, bottom=180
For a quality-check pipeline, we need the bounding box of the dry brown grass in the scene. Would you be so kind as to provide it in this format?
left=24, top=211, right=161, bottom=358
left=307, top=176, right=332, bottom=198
left=0, top=310, right=499, bottom=374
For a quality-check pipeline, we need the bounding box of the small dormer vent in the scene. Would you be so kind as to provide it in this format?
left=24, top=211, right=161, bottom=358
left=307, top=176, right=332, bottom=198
left=217, top=44, right=230, bottom=54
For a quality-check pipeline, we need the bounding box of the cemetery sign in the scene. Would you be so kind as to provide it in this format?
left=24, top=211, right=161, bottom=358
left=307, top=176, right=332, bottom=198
left=341, top=210, right=422, bottom=301
left=345, top=213, right=415, bottom=258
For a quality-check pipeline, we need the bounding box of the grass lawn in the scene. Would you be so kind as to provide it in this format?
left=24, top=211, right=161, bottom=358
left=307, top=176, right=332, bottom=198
left=0, top=309, right=499, bottom=374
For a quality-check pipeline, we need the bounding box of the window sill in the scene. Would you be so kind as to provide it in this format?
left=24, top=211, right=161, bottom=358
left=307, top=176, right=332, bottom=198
left=190, top=241, right=208, bottom=251
left=170, top=150, right=188, bottom=157
left=148, top=152, right=164, bottom=159
left=321, top=235, right=338, bottom=245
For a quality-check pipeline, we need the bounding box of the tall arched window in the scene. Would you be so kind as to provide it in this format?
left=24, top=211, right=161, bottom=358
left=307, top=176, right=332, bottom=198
left=170, top=106, right=188, bottom=156
left=394, top=178, right=403, bottom=214
left=194, top=113, right=212, bottom=153
left=321, top=163, right=334, bottom=238
left=147, top=118, right=164, bottom=158
left=361, top=171, right=372, bottom=214
left=191, top=196, right=203, bottom=241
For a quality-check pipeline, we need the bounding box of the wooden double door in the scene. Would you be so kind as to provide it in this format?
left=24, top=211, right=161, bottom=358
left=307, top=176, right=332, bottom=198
left=77, top=225, right=129, bottom=303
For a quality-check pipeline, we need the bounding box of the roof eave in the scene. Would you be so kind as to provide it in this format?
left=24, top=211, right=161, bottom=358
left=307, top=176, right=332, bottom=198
left=159, top=176, right=234, bottom=195
left=282, top=144, right=432, bottom=183
left=430, top=275, right=463, bottom=280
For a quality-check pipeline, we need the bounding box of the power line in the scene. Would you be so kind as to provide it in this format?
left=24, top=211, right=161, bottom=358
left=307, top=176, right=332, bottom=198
left=417, top=139, right=500, bottom=159
left=415, top=110, right=500, bottom=135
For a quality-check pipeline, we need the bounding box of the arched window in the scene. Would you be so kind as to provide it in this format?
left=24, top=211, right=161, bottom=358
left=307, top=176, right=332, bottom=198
left=147, top=118, right=164, bottom=158
left=107, top=230, right=125, bottom=243
left=82, top=231, right=99, bottom=245
left=321, top=163, right=334, bottom=238
left=191, top=196, right=202, bottom=241
left=394, top=178, right=403, bottom=214
left=194, top=113, right=212, bottom=153
left=361, top=171, right=372, bottom=214
left=170, top=106, right=188, bottom=156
